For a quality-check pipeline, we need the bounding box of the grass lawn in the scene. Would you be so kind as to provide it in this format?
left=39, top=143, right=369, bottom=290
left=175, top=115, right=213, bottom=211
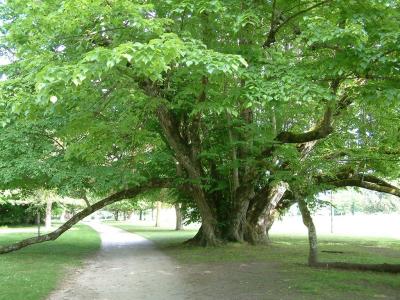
left=0, top=224, right=100, bottom=300
left=114, top=222, right=400, bottom=299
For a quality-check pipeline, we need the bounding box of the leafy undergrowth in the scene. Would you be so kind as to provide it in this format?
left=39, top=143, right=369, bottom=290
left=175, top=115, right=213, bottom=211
left=115, top=222, right=400, bottom=299
left=0, top=224, right=100, bottom=300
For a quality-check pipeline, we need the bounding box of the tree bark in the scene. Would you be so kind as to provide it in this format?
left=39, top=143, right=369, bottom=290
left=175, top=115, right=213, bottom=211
left=175, top=203, right=182, bottom=231
left=184, top=225, right=203, bottom=245
left=157, top=105, right=219, bottom=245
left=245, top=183, right=289, bottom=243
left=226, top=185, right=253, bottom=242
left=298, top=198, right=318, bottom=266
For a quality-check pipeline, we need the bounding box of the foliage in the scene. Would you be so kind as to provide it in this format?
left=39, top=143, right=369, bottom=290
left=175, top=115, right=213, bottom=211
left=0, top=203, right=41, bottom=225
left=0, top=0, right=399, bottom=242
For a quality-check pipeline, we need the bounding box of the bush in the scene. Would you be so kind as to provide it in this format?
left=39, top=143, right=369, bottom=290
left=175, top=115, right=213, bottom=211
left=0, top=203, right=44, bottom=226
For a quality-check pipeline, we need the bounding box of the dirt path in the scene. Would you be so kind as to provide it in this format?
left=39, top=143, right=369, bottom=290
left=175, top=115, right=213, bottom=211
left=48, top=222, right=194, bottom=300
left=48, top=223, right=297, bottom=300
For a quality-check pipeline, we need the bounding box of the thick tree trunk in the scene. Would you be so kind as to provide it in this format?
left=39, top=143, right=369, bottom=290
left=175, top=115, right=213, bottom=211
left=184, top=225, right=203, bottom=245
left=226, top=195, right=250, bottom=242
left=175, top=203, right=182, bottom=231
left=199, top=217, right=218, bottom=246
left=185, top=223, right=218, bottom=246
left=157, top=105, right=219, bottom=246
left=45, top=198, right=53, bottom=229
left=298, top=198, right=318, bottom=266
left=264, top=211, right=277, bottom=241
left=245, top=183, right=289, bottom=244
left=114, top=211, right=119, bottom=221
left=254, top=208, right=279, bottom=242
left=155, top=201, right=161, bottom=227
left=190, top=186, right=219, bottom=246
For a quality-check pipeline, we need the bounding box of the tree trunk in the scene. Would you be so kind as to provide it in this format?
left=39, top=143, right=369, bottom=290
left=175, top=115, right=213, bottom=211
left=185, top=225, right=203, bottom=245
left=245, top=183, right=289, bottom=244
left=114, top=211, right=119, bottom=221
left=249, top=208, right=278, bottom=243
left=155, top=201, right=161, bottom=227
left=45, top=198, right=53, bottom=229
left=189, top=185, right=219, bottom=246
left=226, top=198, right=250, bottom=242
left=156, top=105, right=219, bottom=246
left=139, top=210, right=143, bottom=220
left=175, top=203, right=182, bottom=231
left=264, top=214, right=275, bottom=241
left=298, top=198, right=318, bottom=266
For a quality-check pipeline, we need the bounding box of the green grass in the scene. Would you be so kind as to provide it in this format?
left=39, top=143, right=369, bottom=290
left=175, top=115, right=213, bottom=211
left=114, top=223, right=400, bottom=299
left=0, top=224, right=100, bottom=300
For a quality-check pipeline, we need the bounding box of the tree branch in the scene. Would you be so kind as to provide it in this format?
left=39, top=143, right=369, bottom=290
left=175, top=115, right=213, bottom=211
left=330, top=178, right=400, bottom=197
left=318, top=169, right=400, bottom=197
left=263, top=0, right=332, bottom=48
left=276, top=104, right=334, bottom=143
left=156, top=104, right=198, bottom=177
left=0, top=178, right=171, bottom=254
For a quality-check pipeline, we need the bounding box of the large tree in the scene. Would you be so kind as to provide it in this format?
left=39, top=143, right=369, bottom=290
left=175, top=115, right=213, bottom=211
left=0, top=0, right=399, bottom=253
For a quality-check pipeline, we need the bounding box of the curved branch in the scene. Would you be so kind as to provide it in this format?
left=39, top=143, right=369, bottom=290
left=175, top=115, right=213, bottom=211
left=330, top=178, right=400, bottom=197
left=317, top=169, right=400, bottom=197
left=0, top=178, right=171, bottom=255
left=276, top=105, right=333, bottom=143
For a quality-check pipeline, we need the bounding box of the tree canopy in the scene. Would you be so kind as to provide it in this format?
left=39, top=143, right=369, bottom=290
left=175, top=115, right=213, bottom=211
left=0, top=0, right=399, bottom=253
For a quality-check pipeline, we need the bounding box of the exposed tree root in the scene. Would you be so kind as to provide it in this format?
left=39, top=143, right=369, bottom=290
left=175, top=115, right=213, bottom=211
left=184, top=230, right=222, bottom=247
left=311, top=262, right=400, bottom=273
left=321, top=250, right=344, bottom=254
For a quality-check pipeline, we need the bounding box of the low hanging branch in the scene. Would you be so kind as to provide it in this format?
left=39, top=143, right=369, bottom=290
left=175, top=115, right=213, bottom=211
left=318, top=169, right=400, bottom=197
left=331, top=178, right=400, bottom=197
left=0, top=178, right=171, bottom=255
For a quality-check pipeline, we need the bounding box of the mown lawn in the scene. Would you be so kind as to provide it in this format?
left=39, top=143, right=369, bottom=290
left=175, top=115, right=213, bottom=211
left=0, top=224, right=100, bottom=300
left=114, top=223, right=400, bottom=299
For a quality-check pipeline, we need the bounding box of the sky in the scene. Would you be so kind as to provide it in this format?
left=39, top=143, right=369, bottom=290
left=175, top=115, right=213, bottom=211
left=0, top=55, right=9, bottom=65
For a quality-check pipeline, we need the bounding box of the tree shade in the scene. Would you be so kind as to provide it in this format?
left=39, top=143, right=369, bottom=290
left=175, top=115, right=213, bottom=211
left=0, top=0, right=399, bottom=253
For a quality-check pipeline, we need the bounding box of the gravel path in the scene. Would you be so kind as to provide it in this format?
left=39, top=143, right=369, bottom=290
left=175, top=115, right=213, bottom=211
left=48, top=222, right=192, bottom=300
left=48, top=223, right=300, bottom=300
